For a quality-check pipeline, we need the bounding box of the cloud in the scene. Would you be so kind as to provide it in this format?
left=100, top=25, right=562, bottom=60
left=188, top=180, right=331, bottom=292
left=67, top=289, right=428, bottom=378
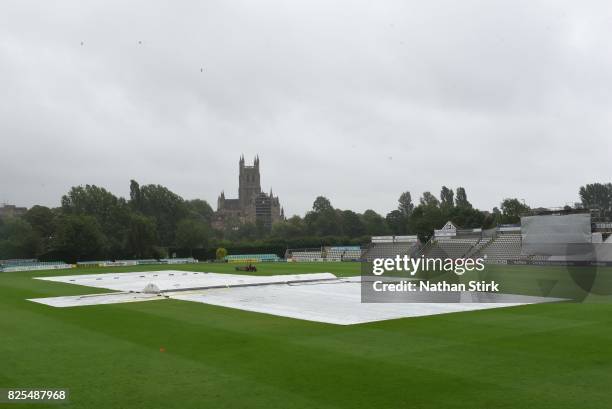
left=1, top=0, right=611, bottom=216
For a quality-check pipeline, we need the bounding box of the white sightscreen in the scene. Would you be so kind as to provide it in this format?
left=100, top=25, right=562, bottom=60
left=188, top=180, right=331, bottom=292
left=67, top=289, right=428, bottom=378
left=521, top=213, right=591, bottom=255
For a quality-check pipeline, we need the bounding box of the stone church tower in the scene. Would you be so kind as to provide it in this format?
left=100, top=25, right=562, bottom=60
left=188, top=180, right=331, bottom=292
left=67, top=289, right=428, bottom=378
left=238, top=155, right=261, bottom=208
left=214, top=155, right=284, bottom=231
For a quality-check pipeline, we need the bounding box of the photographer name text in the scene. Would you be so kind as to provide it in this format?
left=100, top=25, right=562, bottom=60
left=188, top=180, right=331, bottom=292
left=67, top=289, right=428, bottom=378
left=372, top=280, right=499, bottom=292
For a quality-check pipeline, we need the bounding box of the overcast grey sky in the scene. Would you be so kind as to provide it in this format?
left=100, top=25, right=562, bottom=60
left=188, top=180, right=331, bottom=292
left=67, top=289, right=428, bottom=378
left=1, top=0, right=611, bottom=216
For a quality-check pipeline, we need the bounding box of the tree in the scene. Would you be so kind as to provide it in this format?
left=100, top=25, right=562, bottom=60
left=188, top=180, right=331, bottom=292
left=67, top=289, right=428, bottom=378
left=61, top=185, right=124, bottom=222
left=447, top=205, right=487, bottom=229
left=23, top=206, right=56, bottom=255
left=579, top=183, right=612, bottom=217
left=286, top=215, right=306, bottom=236
left=500, top=198, right=530, bottom=224
left=216, top=247, right=228, bottom=260
left=398, top=191, right=414, bottom=216
left=131, top=182, right=188, bottom=246
left=408, top=205, right=444, bottom=242
left=175, top=218, right=210, bottom=256
left=271, top=216, right=306, bottom=239
left=419, top=192, right=440, bottom=207
left=455, top=187, right=471, bottom=208
left=385, top=210, right=405, bottom=235
left=361, top=210, right=389, bottom=235
left=492, top=206, right=502, bottom=225
left=440, top=186, right=454, bottom=208
left=0, top=218, right=41, bottom=259
left=53, top=215, right=107, bottom=261
left=312, top=196, right=333, bottom=213
left=124, top=213, right=157, bottom=258
left=340, top=210, right=366, bottom=237
left=129, top=180, right=142, bottom=210
left=61, top=184, right=130, bottom=255
left=24, top=205, right=56, bottom=238
left=237, top=222, right=259, bottom=240
left=313, top=211, right=342, bottom=236
left=304, top=196, right=341, bottom=236
left=185, top=199, right=214, bottom=223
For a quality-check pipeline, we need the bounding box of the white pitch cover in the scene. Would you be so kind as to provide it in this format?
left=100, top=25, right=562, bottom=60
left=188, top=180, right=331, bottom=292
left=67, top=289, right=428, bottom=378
left=29, top=271, right=562, bottom=325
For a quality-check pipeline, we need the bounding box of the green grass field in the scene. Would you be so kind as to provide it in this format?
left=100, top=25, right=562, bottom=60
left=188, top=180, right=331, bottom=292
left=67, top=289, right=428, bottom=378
left=2, top=262, right=612, bottom=408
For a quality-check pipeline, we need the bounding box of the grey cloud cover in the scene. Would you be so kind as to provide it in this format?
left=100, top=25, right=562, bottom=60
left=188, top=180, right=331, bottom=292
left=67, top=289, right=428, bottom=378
left=1, top=0, right=611, bottom=216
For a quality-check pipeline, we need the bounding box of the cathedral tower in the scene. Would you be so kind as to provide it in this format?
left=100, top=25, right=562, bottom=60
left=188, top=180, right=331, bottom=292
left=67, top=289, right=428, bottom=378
left=238, top=154, right=261, bottom=207
left=213, top=155, right=284, bottom=231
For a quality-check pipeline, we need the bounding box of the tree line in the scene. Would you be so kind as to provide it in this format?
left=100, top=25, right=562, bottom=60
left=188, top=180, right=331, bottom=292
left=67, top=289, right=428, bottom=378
left=0, top=181, right=608, bottom=261
left=0, top=181, right=213, bottom=262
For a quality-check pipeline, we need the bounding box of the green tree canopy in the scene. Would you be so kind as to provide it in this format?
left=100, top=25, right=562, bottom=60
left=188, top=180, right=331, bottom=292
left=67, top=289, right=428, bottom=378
left=304, top=197, right=341, bottom=236
left=271, top=216, right=306, bottom=239
left=61, top=184, right=130, bottom=255
left=124, top=213, right=158, bottom=258
left=175, top=218, right=210, bottom=256
left=53, top=214, right=107, bottom=261
left=0, top=217, right=41, bottom=259
left=24, top=205, right=56, bottom=238
left=440, top=186, right=454, bottom=208
left=361, top=210, right=389, bottom=235
left=447, top=205, right=489, bottom=229
left=216, top=247, right=228, bottom=260
left=500, top=198, right=530, bottom=224
left=409, top=205, right=444, bottom=242
left=455, top=187, right=471, bottom=208
left=398, top=191, right=414, bottom=216
left=312, top=196, right=333, bottom=213
left=185, top=199, right=214, bottom=223
left=385, top=210, right=405, bottom=235
left=340, top=210, right=366, bottom=237
left=579, top=183, right=612, bottom=217
left=419, top=191, right=440, bottom=207
left=130, top=182, right=187, bottom=246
